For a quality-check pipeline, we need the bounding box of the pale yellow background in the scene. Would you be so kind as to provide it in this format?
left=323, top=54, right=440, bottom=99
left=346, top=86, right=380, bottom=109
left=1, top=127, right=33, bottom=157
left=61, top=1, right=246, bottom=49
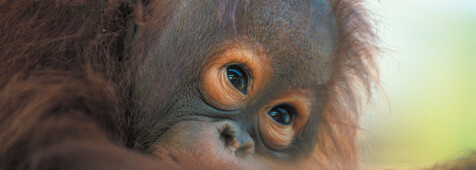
left=360, top=0, right=476, bottom=168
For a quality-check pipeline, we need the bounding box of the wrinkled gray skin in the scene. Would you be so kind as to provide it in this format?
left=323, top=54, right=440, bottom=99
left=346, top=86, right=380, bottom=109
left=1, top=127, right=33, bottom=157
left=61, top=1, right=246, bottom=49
left=133, top=0, right=338, bottom=168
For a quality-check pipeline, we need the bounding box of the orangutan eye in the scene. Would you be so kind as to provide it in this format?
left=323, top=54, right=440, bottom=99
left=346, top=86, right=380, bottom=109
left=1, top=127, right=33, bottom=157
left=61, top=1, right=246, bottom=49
left=201, top=47, right=268, bottom=109
left=268, top=104, right=295, bottom=125
left=226, top=64, right=249, bottom=95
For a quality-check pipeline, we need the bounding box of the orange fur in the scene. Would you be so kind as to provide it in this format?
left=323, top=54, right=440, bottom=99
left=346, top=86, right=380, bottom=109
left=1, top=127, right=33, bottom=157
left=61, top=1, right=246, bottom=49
left=0, top=0, right=379, bottom=169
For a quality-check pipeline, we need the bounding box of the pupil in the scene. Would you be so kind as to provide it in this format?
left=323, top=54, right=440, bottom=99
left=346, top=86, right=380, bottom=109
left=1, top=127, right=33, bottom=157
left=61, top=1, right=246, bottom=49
left=268, top=105, right=294, bottom=125
left=226, top=65, right=248, bottom=94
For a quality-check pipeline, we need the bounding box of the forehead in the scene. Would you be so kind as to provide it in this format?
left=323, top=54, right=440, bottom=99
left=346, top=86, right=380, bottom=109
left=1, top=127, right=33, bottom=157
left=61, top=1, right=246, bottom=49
left=241, top=0, right=337, bottom=88
left=148, top=0, right=337, bottom=88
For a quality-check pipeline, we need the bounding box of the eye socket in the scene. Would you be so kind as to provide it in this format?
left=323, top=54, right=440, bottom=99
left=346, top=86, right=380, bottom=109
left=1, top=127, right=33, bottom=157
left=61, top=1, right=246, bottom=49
left=258, top=94, right=311, bottom=149
left=268, top=104, right=295, bottom=126
left=226, top=64, right=249, bottom=95
left=201, top=46, right=270, bottom=109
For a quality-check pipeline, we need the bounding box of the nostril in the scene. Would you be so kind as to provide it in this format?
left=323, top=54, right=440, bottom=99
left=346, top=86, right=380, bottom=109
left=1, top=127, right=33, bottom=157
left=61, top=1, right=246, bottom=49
left=220, top=126, right=240, bottom=151
left=216, top=121, right=255, bottom=156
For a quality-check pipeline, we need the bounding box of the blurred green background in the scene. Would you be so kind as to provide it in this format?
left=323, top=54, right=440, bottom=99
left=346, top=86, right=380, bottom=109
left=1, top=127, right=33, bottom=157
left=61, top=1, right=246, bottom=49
left=360, top=0, right=476, bottom=168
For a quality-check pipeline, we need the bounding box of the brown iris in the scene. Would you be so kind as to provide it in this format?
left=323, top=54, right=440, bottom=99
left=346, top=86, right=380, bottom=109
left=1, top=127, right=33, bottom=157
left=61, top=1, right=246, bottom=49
left=226, top=64, right=249, bottom=95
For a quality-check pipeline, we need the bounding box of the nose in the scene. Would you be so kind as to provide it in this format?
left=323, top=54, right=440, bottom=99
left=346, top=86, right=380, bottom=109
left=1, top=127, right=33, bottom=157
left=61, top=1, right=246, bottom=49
left=154, top=120, right=258, bottom=168
left=215, top=120, right=255, bottom=156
